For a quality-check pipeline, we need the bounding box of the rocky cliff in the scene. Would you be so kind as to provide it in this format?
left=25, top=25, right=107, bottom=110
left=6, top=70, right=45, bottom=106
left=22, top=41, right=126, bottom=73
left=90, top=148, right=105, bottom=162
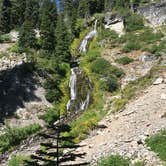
left=137, top=1, right=166, bottom=26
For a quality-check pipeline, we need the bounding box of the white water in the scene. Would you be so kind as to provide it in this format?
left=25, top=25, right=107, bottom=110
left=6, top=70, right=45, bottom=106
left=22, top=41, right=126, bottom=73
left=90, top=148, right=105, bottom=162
left=69, top=68, right=77, bottom=100
left=79, top=20, right=98, bottom=53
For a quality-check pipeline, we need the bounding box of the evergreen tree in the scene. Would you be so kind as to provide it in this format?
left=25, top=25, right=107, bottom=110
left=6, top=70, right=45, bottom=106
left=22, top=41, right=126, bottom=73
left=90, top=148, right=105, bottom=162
left=10, top=0, right=26, bottom=28
left=0, top=0, right=11, bottom=34
left=55, top=16, right=71, bottom=62
left=40, top=0, right=57, bottom=51
left=78, top=0, right=90, bottom=18
left=18, top=0, right=37, bottom=49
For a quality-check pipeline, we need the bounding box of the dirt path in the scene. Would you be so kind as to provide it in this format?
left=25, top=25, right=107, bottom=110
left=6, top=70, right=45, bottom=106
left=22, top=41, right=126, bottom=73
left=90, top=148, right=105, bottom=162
left=64, top=82, right=166, bottom=166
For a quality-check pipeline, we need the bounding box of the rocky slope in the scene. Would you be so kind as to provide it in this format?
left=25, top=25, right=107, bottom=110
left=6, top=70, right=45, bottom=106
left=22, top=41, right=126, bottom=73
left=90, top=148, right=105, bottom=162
left=63, top=75, right=166, bottom=165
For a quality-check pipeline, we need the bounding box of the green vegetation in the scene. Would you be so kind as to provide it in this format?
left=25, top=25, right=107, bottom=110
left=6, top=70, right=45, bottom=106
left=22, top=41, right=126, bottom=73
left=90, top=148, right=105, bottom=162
left=115, top=56, right=134, bottom=65
left=125, top=13, right=144, bottom=32
left=96, top=155, right=146, bottom=166
left=0, top=34, right=11, bottom=43
left=0, top=124, right=41, bottom=153
left=8, top=155, right=31, bottom=166
left=41, top=108, right=59, bottom=126
left=96, top=155, right=130, bottom=166
left=146, top=130, right=166, bottom=161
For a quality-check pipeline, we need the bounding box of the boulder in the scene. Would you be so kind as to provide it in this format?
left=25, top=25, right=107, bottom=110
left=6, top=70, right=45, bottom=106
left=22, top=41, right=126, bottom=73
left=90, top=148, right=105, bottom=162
left=153, top=77, right=163, bottom=85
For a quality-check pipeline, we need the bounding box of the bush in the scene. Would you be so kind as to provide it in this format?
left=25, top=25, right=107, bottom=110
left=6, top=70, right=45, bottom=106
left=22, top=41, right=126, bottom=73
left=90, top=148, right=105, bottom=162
left=122, top=41, right=141, bottom=53
left=41, top=108, right=59, bottom=126
left=0, top=34, right=11, bottom=43
left=115, top=56, right=134, bottom=65
left=91, top=58, right=110, bottom=74
left=125, top=13, right=144, bottom=32
left=8, top=155, right=30, bottom=166
left=96, top=155, right=130, bottom=166
left=0, top=124, right=41, bottom=153
left=100, top=76, right=119, bottom=92
left=98, top=29, right=119, bottom=43
left=145, top=130, right=166, bottom=161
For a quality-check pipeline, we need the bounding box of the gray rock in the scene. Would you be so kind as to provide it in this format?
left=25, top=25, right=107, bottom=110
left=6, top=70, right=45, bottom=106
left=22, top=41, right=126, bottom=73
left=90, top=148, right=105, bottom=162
left=153, top=78, right=163, bottom=85
left=161, top=93, right=166, bottom=100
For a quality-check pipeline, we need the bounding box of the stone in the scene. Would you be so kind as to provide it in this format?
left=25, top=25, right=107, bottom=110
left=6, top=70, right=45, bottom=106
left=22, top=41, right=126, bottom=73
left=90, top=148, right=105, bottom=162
left=97, top=122, right=108, bottom=129
left=161, top=93, right=166, bottom=100
left=153, top=77, right=163, bottom=85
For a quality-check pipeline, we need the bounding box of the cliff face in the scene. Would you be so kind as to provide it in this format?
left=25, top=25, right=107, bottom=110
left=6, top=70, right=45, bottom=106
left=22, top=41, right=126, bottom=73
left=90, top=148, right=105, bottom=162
left=137, top=1, right=166, bottom=26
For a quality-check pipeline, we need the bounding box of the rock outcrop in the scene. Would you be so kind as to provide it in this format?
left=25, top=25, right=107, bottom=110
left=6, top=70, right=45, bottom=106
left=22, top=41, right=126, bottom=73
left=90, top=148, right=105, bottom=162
left=137, top=1, right=166, bottom=26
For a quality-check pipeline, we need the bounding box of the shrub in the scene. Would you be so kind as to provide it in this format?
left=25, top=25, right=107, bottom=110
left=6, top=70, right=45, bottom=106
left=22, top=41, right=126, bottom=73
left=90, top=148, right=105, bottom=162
left=98, top=29, right=119, bottom=43
left=0, top=124, right=41, bottom=153
left=112, top=98, right=128, bottom=112
left=145, top=130, right=166, bottom=161
left=100, top=76, right=119, bottom=92
left=133, top=161, right=145, bottom=166
left=96, top=155, right=131, bottom=166
left=91, top=58, right=110, bottom=74
left=0, top=34, right=11, bottom=43
left=109, top=65, right=125, bottom=78
left=122, top=41, right=141, bottom=53
left=125, top=13, right=144, bottom=32
left=41, top=108, right=59, bottom=126
left=8, top=155, right=30, bottom=166
left=115, top=56, right=134, bottom=65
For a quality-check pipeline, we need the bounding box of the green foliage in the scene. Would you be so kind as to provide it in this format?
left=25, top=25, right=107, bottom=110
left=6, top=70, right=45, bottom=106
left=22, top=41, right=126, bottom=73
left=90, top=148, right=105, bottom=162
left=96, top=155, right=131, bottom=166
left=0, top=0, right=12, bottom=33
left=133, top=161, right=145, bottom=166
left=98, top=29, right=119, bottom=43
left=0, top=124, right=41, bottom=153
left=100, top=76, right=119, bottom=92
left=40, top=0, right=57, bottom=51
left=8, top=155, right=30, bottom=166
left=9, top=43, right=23, bottom=53
left=122, top=41, right=141, bottom=53
left=125, top=13, right=144, bottom=32
left=146, top=130, right=166, bottom=161
left=0, top=34, right=11, bottom=43
left=55, top=16, right=71, bottom=62
left=115, top=56, right=134, bottom=65
left=41, top=108, right=59, bottom=126
left=91, top=58, right=110, bottom=74
left=112, top=98, right=128, bottom=112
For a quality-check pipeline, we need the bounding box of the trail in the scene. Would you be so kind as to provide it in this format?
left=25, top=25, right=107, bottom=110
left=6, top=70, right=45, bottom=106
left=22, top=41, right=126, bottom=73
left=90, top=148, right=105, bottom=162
left=63, top=78, right=166, bottom=165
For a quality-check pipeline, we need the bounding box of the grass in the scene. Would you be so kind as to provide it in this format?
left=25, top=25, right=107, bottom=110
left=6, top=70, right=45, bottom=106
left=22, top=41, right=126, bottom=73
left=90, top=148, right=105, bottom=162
left=145, top=130, right=166, bottom=161
left=95, top=155, right=146, bottom=166
left=96, top=155, right=131, bottom=166
left=115, top=56, right=134, bottom=65
left=0, top=124, right=41, bottom=153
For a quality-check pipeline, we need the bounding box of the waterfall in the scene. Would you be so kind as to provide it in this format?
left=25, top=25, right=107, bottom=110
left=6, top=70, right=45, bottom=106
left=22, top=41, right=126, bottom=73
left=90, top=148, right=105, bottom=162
left=69, top=68, right=77, bottom=100
left=79, top=20, right=98, bottom=53
left=67, top=20, right=98, bottom=112
left=67, top=67, right=93, bottom=112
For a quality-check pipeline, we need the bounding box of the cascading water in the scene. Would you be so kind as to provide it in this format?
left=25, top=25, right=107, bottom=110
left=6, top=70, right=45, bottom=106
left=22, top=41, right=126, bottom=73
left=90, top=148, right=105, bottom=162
left=67, top=20, right=98, bottom=112
left=79, top=20, right=98, bottom=53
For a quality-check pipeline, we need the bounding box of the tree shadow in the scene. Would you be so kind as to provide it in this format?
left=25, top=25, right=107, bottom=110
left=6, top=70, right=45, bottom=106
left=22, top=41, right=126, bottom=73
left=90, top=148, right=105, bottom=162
left=0, top=63, right=41, bottom=123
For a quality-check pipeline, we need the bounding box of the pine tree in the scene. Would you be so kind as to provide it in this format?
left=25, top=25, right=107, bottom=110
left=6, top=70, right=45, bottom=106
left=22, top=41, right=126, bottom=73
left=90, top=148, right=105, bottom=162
left=40, top=0, right=57, bottom=51
left=0, top=0, right=11, bottom=34
left=55, top=16, right=71, bottom=62
left=18, top=0, right=37, bottom=49
left=10, top=0, right=26, bottom=28
left=78, top=0, right=90, bottom=19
